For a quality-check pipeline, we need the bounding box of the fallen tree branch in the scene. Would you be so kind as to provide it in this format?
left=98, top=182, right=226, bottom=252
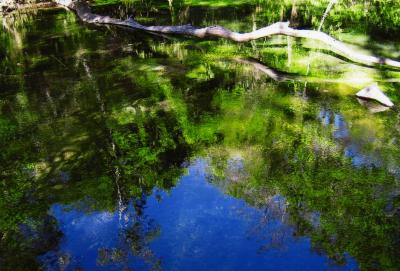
left=33, top=0, right=400, bottom=69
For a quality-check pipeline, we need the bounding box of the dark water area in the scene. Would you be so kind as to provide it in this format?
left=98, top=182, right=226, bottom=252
left=1, top=1, right=400, bottom=270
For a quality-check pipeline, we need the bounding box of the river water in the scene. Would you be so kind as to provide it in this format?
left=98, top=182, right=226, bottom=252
left=1, top=1, right=400, bottom=270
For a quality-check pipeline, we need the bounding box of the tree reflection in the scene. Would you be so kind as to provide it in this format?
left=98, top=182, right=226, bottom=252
left=1, top=2, right=400, bottom=271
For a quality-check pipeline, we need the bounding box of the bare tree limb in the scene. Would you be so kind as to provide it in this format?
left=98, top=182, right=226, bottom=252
left=45, top=0, right=400, bottom=69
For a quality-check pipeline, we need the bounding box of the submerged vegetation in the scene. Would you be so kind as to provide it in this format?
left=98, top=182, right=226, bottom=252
left=1, top=0, right=400, bottom=270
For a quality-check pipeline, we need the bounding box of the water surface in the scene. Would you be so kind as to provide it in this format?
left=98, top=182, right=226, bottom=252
left=1, top=1, right=400, bottom=270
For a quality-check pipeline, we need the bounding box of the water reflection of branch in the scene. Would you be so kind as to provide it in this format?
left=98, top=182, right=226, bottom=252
left=2, top=14, right=23, bottom=50
left=234, top=57, right=400, bottom=84
left=79, top=58, right=162, bottom=270
left=96, top=204, right=162, bottom=271
left=206, top=156, right=293, bottom=252
left=80, top=56, right=128, bottom=227
left=250, top=196, right=292, bottom=253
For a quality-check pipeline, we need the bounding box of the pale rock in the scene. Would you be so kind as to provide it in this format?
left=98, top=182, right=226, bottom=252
left=356, top=84, right=394, bottom=108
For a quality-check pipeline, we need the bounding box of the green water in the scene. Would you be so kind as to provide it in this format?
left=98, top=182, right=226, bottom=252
left=1, top=1, right=400, bottom=270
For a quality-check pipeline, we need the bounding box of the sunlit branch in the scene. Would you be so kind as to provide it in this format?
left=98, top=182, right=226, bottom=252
left=53, top=0, right=400, bottom=69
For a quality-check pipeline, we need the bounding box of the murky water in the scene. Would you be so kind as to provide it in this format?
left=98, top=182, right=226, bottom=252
left=1, top=1, right=400, bottom=270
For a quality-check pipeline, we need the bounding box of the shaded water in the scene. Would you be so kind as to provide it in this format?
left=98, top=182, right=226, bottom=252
left=1, top=1, right=400, bottom=270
